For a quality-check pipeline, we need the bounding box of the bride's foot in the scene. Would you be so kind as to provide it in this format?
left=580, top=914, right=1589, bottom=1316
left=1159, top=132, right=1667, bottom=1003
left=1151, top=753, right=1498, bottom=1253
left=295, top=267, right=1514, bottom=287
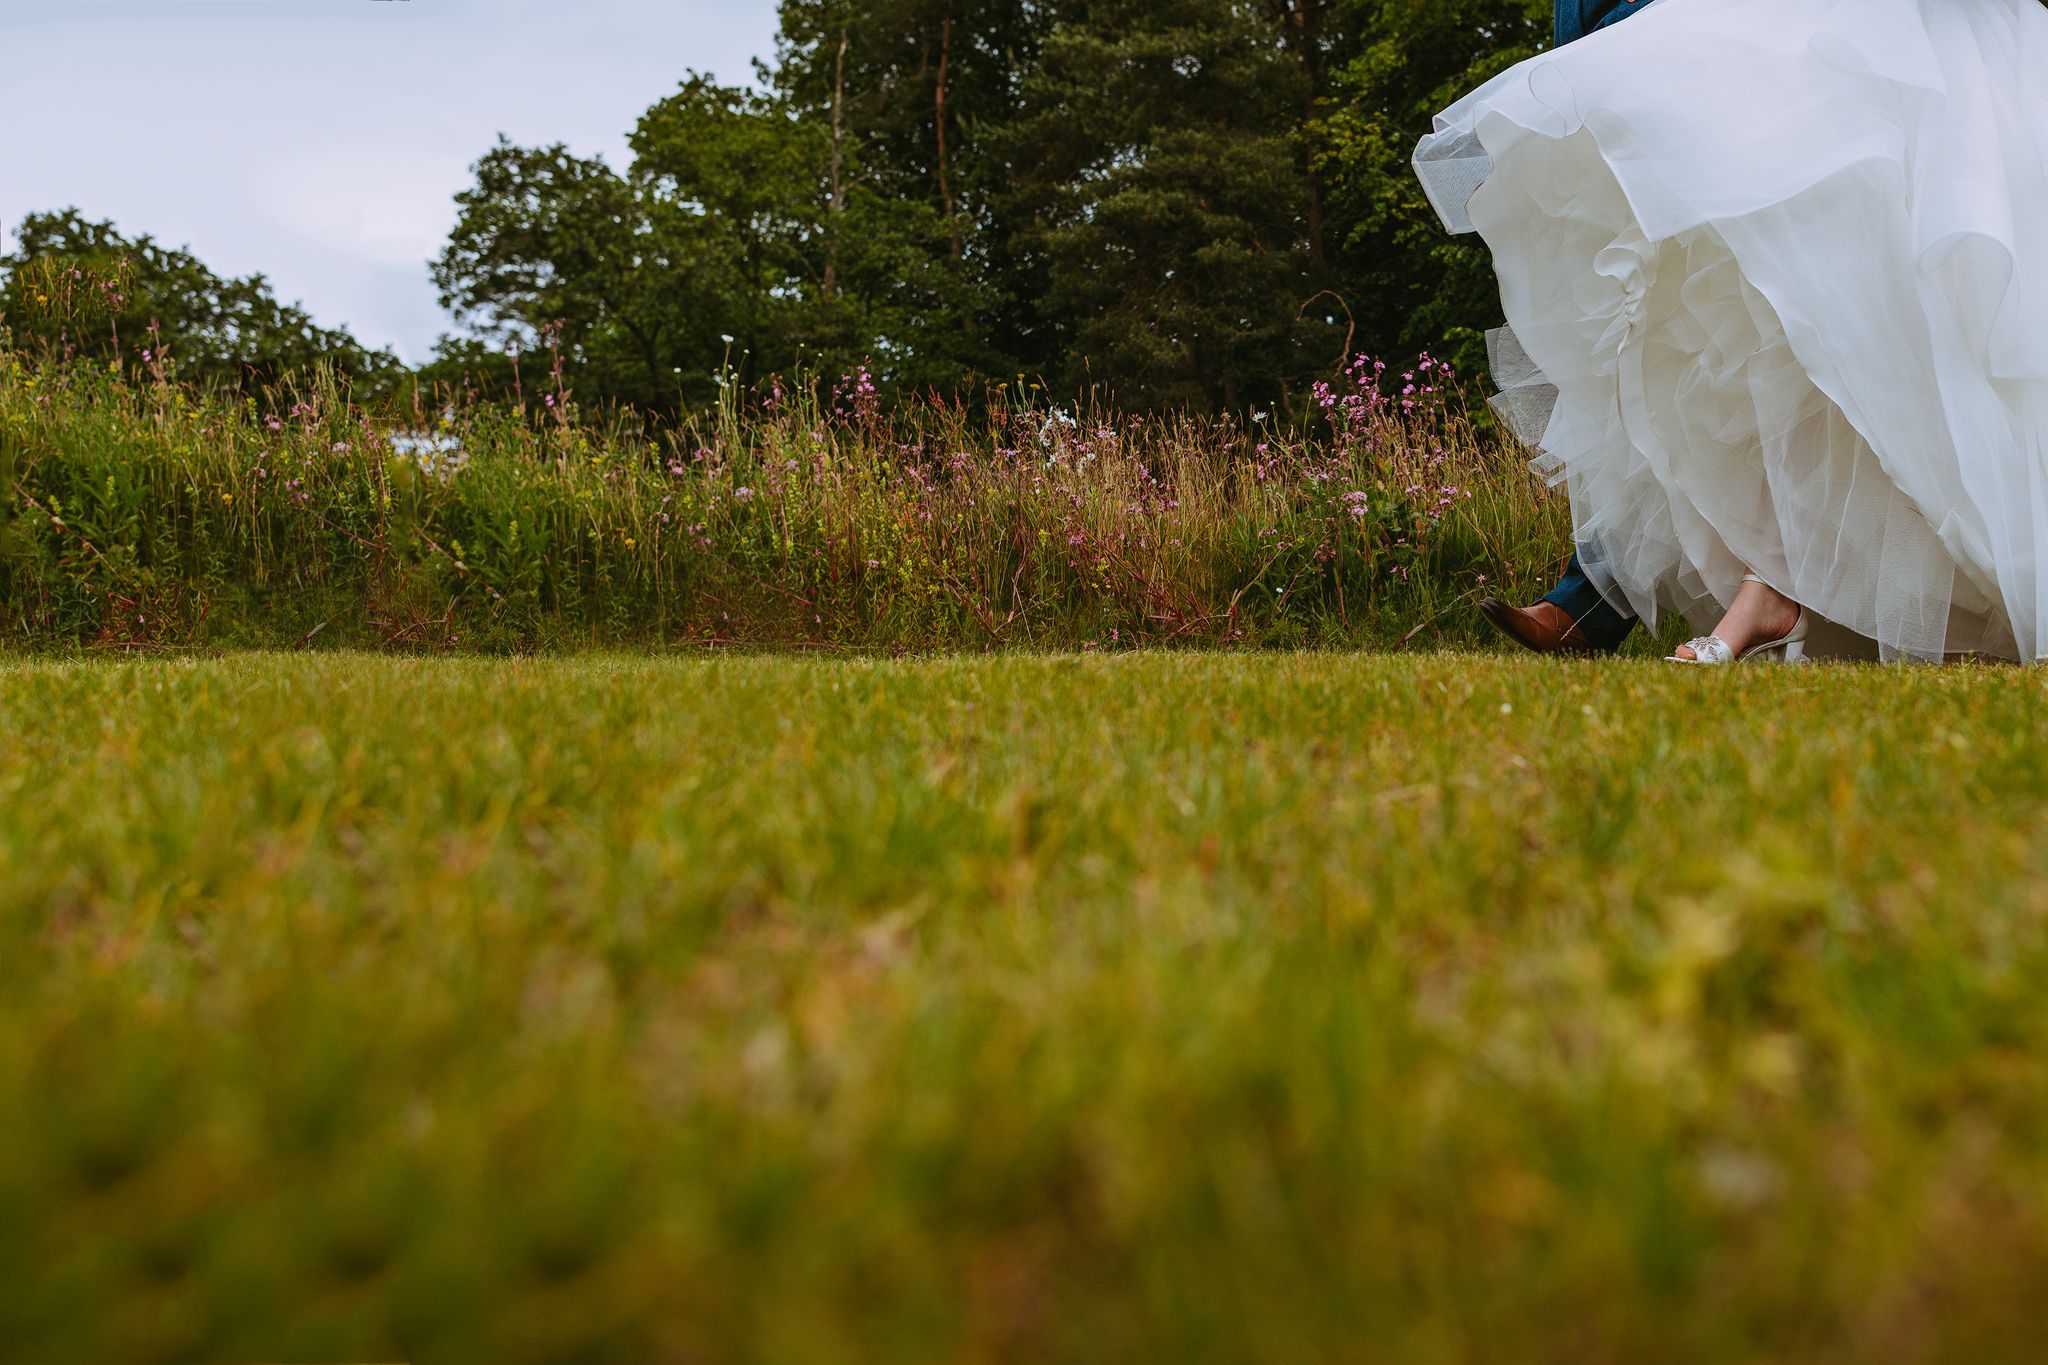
left=1673, top=575, right=1804, bottom=661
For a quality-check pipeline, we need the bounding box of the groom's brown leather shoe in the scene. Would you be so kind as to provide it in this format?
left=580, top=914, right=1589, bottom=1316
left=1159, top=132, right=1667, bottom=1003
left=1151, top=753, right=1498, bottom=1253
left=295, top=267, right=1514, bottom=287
left=1479, top=597, right=1597, bottom=656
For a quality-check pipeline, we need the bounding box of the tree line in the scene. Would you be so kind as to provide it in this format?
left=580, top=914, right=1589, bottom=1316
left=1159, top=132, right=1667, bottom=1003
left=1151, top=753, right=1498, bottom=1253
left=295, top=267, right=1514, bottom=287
left=2, top=0, right=1551, bottom=417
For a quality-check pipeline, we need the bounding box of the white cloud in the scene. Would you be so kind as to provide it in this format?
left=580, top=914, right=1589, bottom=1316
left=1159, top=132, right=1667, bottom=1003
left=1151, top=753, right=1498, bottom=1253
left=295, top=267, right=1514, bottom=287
left=251, top=144, right=471, bottom=268
left=0, top=0, right=779, bottom=362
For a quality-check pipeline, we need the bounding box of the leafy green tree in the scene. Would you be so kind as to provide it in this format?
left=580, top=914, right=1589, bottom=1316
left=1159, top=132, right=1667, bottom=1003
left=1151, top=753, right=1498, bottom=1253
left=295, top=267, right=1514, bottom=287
left=1315, top=0, right=1551, bottom=377
left=773, top=0, right=1035, bottom=387
left=426, top=0, right=1552, bottom=415
left=775, top=0, right=1018, bottom=234
left=996, top=0, right=1345, bottom=412
left=437, top=65, right=1010, bottom=409
left=430, top=137, right=714, bottom=411
left=629, top=76, right=824, bottom=379
left=0, top=210, right=400, bottom=389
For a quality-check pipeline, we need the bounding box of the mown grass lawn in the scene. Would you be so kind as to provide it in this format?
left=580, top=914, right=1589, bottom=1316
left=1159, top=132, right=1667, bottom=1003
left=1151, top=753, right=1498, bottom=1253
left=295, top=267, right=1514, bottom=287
left=6, top=649, right=2048, bottom=1363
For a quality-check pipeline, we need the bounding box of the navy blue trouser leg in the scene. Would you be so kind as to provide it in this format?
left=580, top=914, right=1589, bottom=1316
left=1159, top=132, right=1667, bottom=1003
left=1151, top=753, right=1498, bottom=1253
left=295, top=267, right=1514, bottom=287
left=1555, top=0, right=1649, bottom=46
left=1538, top=1, right=1653, bottom=652
left=1540, top=2, right=1654, bottom=650
left=1539, top=552, right=1639, bottom=652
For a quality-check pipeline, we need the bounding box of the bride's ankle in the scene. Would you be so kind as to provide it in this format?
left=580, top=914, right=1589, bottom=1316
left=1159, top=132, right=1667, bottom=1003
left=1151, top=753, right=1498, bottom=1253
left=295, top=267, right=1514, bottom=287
left=1752, top=593, right=1801, bottom=642
left=1731, top=579, right=1798, bottom=637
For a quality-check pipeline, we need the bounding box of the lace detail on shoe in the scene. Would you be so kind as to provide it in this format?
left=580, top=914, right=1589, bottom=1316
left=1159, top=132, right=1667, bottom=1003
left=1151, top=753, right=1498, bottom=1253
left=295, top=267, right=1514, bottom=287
left=1668, top=635, right=1734, bottom=664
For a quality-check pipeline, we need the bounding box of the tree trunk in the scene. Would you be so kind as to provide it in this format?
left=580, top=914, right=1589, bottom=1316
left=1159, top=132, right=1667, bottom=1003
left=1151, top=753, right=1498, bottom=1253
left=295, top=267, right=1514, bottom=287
left=824, top=27, right=850, bottom=298
left=936, top=2, right=961, bottom=258
left=1269, top=0, right=1328, bottom=262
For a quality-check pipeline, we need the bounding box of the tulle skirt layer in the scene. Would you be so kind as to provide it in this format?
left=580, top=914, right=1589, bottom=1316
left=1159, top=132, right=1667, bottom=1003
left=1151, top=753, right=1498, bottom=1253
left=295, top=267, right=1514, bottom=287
left=1421, top=0, right=2048, bottom=659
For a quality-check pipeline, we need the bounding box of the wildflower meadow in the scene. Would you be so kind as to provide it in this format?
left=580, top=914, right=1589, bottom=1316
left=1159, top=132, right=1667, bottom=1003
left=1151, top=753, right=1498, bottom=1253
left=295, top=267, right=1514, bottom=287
left=0, top=336, right=1586, bottom=656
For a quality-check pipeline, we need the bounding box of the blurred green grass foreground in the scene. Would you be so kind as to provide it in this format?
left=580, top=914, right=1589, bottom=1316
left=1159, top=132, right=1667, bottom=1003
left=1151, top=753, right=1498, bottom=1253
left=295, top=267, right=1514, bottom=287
left=7, top=650, right=2048, bottom=1362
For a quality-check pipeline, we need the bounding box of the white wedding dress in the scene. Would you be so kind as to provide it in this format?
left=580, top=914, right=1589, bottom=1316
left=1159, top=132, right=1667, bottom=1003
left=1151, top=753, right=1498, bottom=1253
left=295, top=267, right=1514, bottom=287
left=1416, top=0, right=2048, bottom=661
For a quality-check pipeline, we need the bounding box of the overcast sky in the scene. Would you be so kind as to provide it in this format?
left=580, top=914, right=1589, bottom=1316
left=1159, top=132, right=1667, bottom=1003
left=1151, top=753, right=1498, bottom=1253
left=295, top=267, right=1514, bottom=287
left=0, top=0, right=781, bottom=363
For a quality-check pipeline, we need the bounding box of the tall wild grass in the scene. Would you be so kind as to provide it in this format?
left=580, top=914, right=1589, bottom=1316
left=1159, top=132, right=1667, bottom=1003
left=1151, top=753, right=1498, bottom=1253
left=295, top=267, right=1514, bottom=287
left=0, top=338, right=1571, bottom=652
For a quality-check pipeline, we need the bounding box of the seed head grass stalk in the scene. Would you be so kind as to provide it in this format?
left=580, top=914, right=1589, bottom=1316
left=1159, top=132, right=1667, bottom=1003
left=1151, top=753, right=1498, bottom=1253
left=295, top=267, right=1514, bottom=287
left=0, top=340, right=1588, bottom=653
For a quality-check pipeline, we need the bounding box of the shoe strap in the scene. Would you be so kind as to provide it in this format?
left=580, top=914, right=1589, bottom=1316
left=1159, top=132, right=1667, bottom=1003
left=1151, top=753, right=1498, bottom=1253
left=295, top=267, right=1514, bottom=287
left=1679, top=635, right=1734, bottom=664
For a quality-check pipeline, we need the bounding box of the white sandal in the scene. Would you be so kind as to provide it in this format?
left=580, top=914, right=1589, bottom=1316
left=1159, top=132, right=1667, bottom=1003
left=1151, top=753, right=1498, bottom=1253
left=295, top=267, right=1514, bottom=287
left=1667, top=574, right=1811, bottom=664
